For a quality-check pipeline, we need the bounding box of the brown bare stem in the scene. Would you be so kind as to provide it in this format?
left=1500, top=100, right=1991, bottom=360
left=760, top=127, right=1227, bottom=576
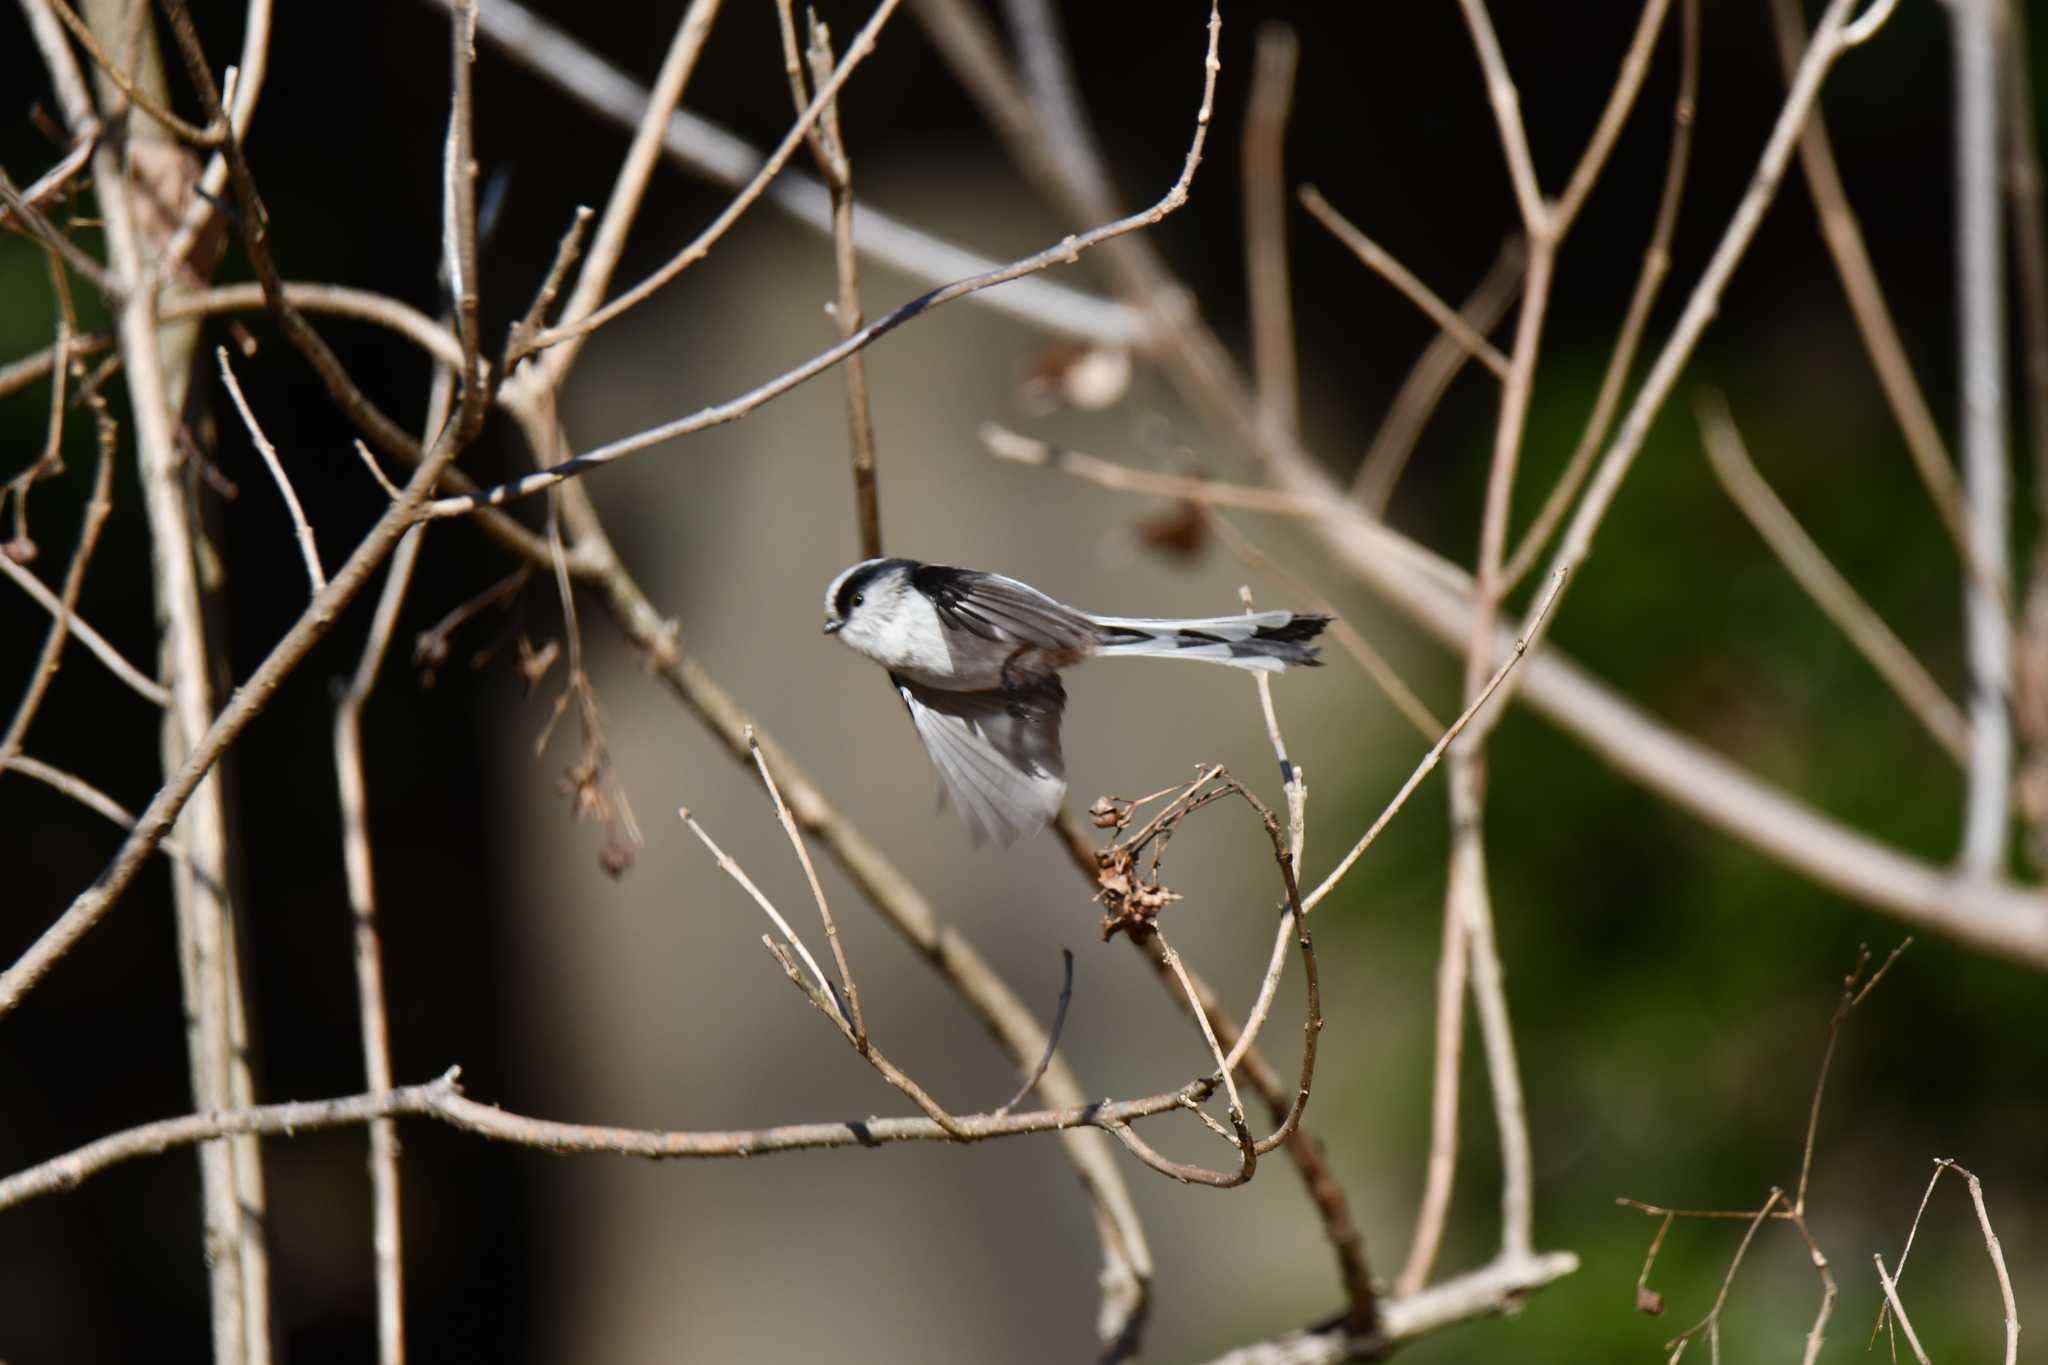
left=1353, top=237, right=1526, bottom=514
left=0, top=1068, right=1237, bottom=1210
left=519, top=0, right=901, bottom=356
left=217, top=347, right=324, bottom=594
left=1500, top=0, right=1697, bottom=590
left=1465, top=0, right=1899, bottom=751
left=773, top=3, right=885, bottom=559
left=425, top=2, right=1225, bottom=521
left=1698, top=393, right=1969, bottom=764
left=1766, top=0, right=1989, bottom=601
left=1299, top=187, right=1510, bottom=379
left=1664, top=1189, right=1784, bottom=1359
left=1873, top=1253, right=1934, bottom=1365
left=748, top=729, right=865, bottom=1047
left=0, top=422, right=115, bottom=766
left=533, top=432, right=1155, bottom=1350
left=41, top=0, right=224, bottom=146
left=1304, top=569, right=1565, bottom=913
left=1243, top=23, right=1300, bottom=434
left=0, top=0, right=494, bottom=1023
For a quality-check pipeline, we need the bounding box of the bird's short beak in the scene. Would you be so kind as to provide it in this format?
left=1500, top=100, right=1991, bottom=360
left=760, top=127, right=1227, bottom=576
left=822, top=619, right=842, bottom=635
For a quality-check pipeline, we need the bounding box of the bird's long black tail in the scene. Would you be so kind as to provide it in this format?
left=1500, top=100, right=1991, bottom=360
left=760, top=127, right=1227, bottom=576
left=1089, top=610, right=1330, bottom=672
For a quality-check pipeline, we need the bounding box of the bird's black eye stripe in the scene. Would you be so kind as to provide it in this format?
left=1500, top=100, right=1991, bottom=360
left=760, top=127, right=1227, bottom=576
left=835, top=559, right=913, bottom=618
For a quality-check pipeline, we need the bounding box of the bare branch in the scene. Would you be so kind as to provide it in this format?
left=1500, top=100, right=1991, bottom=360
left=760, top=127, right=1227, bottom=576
left=1951, top=0, right=2015, bottom=875
left=427, top=5, right=1226, bottom=521
left=40, top=0, right=225, bottom=146
left=433, top=0, right=1136, bottom=342
left=0, top=508, right=168, bottom=711
left=518, top=0, right=901, bottom=356
left=1552, top=0, right=1677, bottom=236
left=1354, top=237, right=1526, bottom=514
left=1461, top=0, right=1901, bottom=751
left=1243, top=24, right=1300, bottom=433
left=1299, top=187, right=1510, bottom=379
left=1766, top=0, right=1990, bottom=600
left=748, top=729, right=863, bottom=1046
left=0, top=0, right=497, bottom=1021
left=0, top=1068, right=1227, bottom=1212
left=1454, top=0, right=1548, bottom=233
left=778, top=2, right=883, bottom=559
left=1698, top=394, right=1969, bottom=763
left=1872, top=1253, right=1933, bottom=1365
left=217, top=348, right=324, bottom=595
left=1304, top=569, right=1566, bottom=913
left=1501, top=0, right=1697, bottom=589
left=1664, top=1190, right=1784, bottom=1359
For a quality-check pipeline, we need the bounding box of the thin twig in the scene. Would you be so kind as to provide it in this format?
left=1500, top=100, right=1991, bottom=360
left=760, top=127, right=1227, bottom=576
left=40, top=0, right=224, bottom=145
left=775, top=2, right=884, bottom=560
left=353, top=441, right=405, bottom=502
left=981, top=423, right=1469, bottom=596
left=3, top=755, right=188, bottom=866
left=1461, top=0, right=1903, bottom=751
left=1943, top=1162, right=2021, bottom=1365
left=1396, top=878, right=1468, bottom=1296
left=217, top=348, right=325, bottom=594
left=681, top=808, right=841, bottom=1017
left=1873, top=1254, right=1933, bottom=1365
left=1765, top=0, right=1989, bottom=602
left=435, top=0, right=1136, bottom=342
left=1664, top=1190, right=1784, bottom=1359
left=1785, top=1209, right=1837, bottom=1365
left=749, top=728, right=863, bottom=1046
left=425, top=2, right=1227, bottom=520
left=1154, top=929, right=1246, bottom=1131
left=0, top=1067, right=1255, bottom=1211
left=330, top=351, right=455, bottom=1365
left=1219, top=586, right=1308, bottom=1078
left=993, top=950, right=1074, bottom=1118
left=1303, top=568, right=1567, bottom=912
left=153, top=0, right=456, bottom=478
left=536, top=421, right=1155, bottom=1352
left=1501, top=0, right=1697, bottom=589
left=507, top=0, right=718, bottom=390
left=1354, top=237, right=1526, bottom=513
left=0, top=427, right=117, bottom=763
left=0, top=0, right=495, bottom=1021
left=0, top=127, right=97, bottom=228
left=0, top=165, right=118, bottom=299
left=1454, top=0, right=1548, bottom=233
left=1299, top=187, right=1510, bottom=379
left=518, top=0, right=903, bottom=357
left=1698, top=393, right=1969, bottom=763
left=1552, top=0, right=1678, bottom=237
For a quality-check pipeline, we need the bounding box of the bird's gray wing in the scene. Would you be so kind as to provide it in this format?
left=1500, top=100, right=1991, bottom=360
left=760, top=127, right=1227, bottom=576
left=894, top=674, right=1068, bottom=845
left=909, top=564, right=1098, bottom=655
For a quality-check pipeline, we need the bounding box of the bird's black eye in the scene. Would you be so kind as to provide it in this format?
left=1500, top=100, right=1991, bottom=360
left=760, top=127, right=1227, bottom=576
left=850, top=593, right=864, bottom=608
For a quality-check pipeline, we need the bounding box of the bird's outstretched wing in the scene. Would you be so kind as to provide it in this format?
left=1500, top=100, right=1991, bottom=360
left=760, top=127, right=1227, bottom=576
left=909, top=564, right=1099, bottom=654
left=893, top=673, right=1068, bottom=844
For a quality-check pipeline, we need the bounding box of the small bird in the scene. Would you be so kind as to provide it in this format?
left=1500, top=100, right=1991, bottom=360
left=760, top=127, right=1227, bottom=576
left=823, top=557, right=1330, bottom=844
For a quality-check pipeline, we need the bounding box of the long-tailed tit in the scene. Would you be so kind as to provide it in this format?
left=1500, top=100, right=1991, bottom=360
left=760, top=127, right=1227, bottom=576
left=823, top=557, right=1330, bottom=844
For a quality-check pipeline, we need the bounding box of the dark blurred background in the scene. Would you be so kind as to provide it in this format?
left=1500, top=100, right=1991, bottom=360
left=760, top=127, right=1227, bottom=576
left=2, top=0, right=2043, bottom=1360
